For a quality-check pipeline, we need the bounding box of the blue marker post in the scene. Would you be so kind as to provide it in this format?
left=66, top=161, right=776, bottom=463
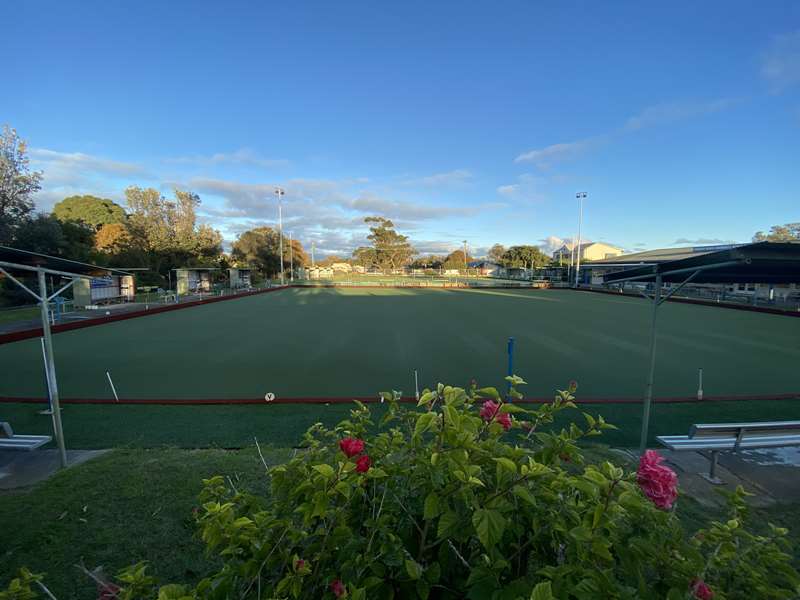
left=506, top=337, right=515, bottom=401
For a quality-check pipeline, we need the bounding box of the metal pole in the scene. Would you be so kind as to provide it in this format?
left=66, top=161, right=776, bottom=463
left=289, top=232, right=294, bottom=282
left=639, top=272, right=662, bottom=454
left=311, top=242, right=315, bottom=267
left=275, top=187, right=285, bottom=285
left=38, top=270, right=67, bottom=467
left=575, top=192, right=586, bottom=287
left=463, top=240, right=468, bottom=274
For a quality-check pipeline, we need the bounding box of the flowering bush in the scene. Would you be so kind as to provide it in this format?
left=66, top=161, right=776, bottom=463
left=3, top=377, right=799, bottom=599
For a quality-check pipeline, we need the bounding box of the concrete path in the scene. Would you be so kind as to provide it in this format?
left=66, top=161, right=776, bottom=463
left=0, top=449, right=108, bottom=491
left=637, top=447, right=800, bottom=508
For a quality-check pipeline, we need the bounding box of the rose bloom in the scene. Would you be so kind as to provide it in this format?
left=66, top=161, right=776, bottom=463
left=690, top=578, right=714, bottom=600
left=637, top=450, right=678, bottom=510
left=330, top=579, right=347, bottom=598
left=355, top=454, right=371, bottom=473
left=339, top=437, right=365, bottom=458
left=294, top=559, right=305, bottom=571
left=479, top=400, right=511, bottom=431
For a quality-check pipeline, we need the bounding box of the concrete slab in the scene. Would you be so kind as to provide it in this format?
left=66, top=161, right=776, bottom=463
left=626, top=447, right=800, bottom=509
left=0, top=449, right=109, bottom=491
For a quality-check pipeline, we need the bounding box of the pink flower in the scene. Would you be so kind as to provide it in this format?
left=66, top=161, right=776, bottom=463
left=479, top=400, right=511, bottom=431
left=637, top=450, right=678, bottom=510
left=355, top=454, right=371, bottom=473
left=330, top=579, right=347, bottom=598
left=339, top=437, right=365, bottom=458
left=294, top=559, right=305, bottom=570
left=690, top=578, right=714, bottom=600
left=568, top=380, right=578, bottom=394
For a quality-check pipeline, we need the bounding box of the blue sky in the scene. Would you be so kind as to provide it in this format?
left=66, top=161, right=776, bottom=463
left=2, top=1, right=799, bottom=256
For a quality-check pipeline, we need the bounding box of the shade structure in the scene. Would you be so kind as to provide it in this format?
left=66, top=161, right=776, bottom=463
left=600, top=241, right=800, bottom=454
left=602, top=242, right=800, bottom=285
left=0, top=246, right=131, bottom=468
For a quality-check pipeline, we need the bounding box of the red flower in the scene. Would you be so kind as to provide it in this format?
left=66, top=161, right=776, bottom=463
left=568, top=380, right=578, bottom=394
left=355, top=454, right=371, bottom=473
left=339, top=437, right=365, bottom=457
left=690, top=578, right=714, bottom=600
left=294, top=559, right=305, bottom=570
left=479, top=400, right=511, bottom=431
left=330, top=579, right=347, bottom=598
left=637, top=450, right=678, bottom=510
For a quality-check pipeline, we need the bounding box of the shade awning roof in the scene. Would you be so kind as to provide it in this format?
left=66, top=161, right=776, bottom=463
left=0, top=246, right=131, bottom=278
left=602, top=242, right=800, bottom=284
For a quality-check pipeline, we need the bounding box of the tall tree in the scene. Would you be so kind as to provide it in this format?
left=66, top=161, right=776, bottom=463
left=753, top=223, right=800, bottom=242
left=364, top=217, right=414, bottom=271
left=95, top=223, right=132, bottom=255
left=231, top=226, right=287, bottom=277
left=443, top=249, right=473, bottom=270
left=487, top=244, right=506, bottom=263
left=52, top=195, right=126, bottom=231
left=501, top=245, right=551, bottom=269
left=0, top=125, right=42, bottom=245
left=351, top=248, right=376, bottom=268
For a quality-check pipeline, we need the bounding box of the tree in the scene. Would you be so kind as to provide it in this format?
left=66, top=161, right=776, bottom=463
left=410, top=255, right=444, bottom=269
left=95, top=222, right=132, bottom=255
left=318, top=254, right=347, bottom=267
left=0, top=125, right=42, bottom=244
left=487, top=243, right=506, bottom=263
left=363, top=217, right=414, bottom=271
left=351, top=247, right=376, bottom=268
left=443, top=249, right=473, bottom=270
left=501, top=245, right=551, bottom=269
left=753, top=223, right=800, bottom=242
left=12, top=214, right=65, bottom=256
left=231, top=227, right=288, bottom=277
left=52, top=195, right=126, bottom=231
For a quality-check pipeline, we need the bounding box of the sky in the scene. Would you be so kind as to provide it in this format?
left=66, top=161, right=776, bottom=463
left=2, top=1, right=799, bottom=257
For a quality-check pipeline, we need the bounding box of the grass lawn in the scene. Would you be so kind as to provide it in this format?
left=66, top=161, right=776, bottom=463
left=0, top=306, right=39, bottom=326
left=0, top=447, right=290, bottom=599
left=0, top=287, right=798, bottom=401
left=2, top=446, right=797, bottom=600
left=4, top=397, right=800, bottom=449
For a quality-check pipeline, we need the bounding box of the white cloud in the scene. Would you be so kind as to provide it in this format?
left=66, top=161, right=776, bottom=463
left=166, top=148, right=290, bottom=169
left=514, top=140, right=592, bottom=168
left=761, top=30, right=800, bottom=93
left=30, top=148, right=147, bottom=210
left=496, top=174, right=546, bottom=202
left=624, top=98, right=738, bottom=131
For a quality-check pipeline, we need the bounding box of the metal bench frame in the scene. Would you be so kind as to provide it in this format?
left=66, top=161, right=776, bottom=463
left=656, top=421, right=800, bottom=484
left=0, top=422, right=52, bottom=451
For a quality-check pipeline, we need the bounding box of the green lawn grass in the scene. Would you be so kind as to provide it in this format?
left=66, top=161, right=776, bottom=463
left=0, top=288, right=798, bottom=402
left=0, top=447, right=290, bottom=599
left=4, top=397, right=800, bottom=449
left=0, top=306, right=39, bottom=326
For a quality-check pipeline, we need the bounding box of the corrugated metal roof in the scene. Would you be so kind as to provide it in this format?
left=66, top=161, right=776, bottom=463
left=590, top=244, right=745, bottom=265
left=0, top=245, right=130, bottom=277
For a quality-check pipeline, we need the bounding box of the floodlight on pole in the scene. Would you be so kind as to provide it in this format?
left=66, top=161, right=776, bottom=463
left=574, top=192, right=587, bottom=287
left=274, top=187, right=285, bottom=285
left=463, top=240, right=468, bottom=272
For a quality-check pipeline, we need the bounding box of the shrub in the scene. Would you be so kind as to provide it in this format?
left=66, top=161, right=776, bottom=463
left=4, top=378, right=799, bottom=599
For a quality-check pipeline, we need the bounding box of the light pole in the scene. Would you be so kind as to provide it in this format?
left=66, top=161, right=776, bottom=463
left=574, top=192, right=587, bottom=287
left=289, top=231, right=294, bottom=282
left=274, top=187, right=285, bottom=284
left=311, top=241, right=315, bottom=267
left=463, top=240, right=468, bottom=273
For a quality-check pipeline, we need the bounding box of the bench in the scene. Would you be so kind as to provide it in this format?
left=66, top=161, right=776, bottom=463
left=0, top=422, right=52, bottom=451
left=656, top=421, right=800, bottom=483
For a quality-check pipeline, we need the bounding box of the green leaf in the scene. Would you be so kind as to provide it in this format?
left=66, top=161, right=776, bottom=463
left=472, top=508, right=507, bottom=550
left=414, top=412, right=438, bottom=439
left=493, top=457, right=517, bottom=474
left=499, top=403, right=527, bottom=414
left=418, top=390, right=437, bottom=407
left=405, top=559, right=423, bottom=580
left=424, top=492, right=440, bottom=520
left=569, top=525, right=592, bottom=542
left=512, top=485, right=536, bottom=506
left=437, top=510, right=459, bottom=539
left=365, top=467, right=388, bottom=479
left=592, top=504, right=604, bottom=529
left=530, top=581, right=553, bottom=600
left=468, top=476, right=486, bottom=487
left=476, top=387, right=500, bottom=400
left=312, top=464, right=335, bottom=479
